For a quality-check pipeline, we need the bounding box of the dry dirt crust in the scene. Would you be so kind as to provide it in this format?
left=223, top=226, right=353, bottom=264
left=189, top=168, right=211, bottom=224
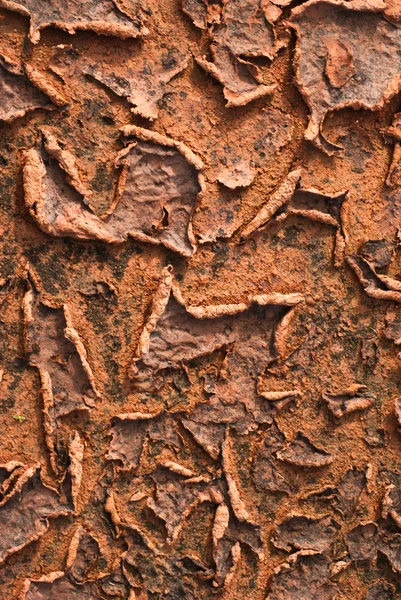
left=2, top=0, right=401, bottom=598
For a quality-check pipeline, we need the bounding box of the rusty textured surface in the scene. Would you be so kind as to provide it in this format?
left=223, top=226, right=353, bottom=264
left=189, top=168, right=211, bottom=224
left=1, top=0, right=401, bottom=598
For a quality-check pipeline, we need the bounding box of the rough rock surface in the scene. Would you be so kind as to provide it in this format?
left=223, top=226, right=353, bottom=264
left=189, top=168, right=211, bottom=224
left=1, top=0, right=401, bottom=598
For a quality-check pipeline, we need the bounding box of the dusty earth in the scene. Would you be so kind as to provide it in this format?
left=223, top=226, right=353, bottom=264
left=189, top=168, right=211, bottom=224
left=1, top=0, right=401, bottom=598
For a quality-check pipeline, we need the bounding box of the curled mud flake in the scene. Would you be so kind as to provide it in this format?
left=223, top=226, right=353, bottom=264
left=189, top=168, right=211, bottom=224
left=222, top=433, right=251, bottom=521
left=0, top=466, right=70, bottom=565
left=147, top=412, right=183, bottom=451
left=104, top=491, right=123, bottom=533
left=359, top=239, right=395, bottom=268
left=217, top=541, right=241, bottom=591
left=113, top=128, right=202, bottom=256
left=131, top=266, right=302, bottom=407
left=284, top=202, right=348, bottom=261
left=253, top=455, right=291, bottom=493
left=276, top=433, right=334, bottom=468
left=364, top=581, right=396, bottom=600
left=383, top=112, right=401, bottom=143
left=0, top=54, right=64, bottom=123
left=181, top=399, right=251, bottom=459
left=147, top=464, right=219, bottom=541
left=212, top=503, right=264, bottom=588
left=106, top=413, right=155, bottom=471
left=283, top=208, right=338, bottom=227
left=23, top=64, right=68, bottom=107
left=330, top=559, right=350, bottom=576
left=133, top=265, right=173, bottom=363
left=84, top=47, right=188, bottom=120
left=266, top=551, right=338, bottom=600
left=331, top=121, right=375, bottom=172
left=322, top=384, right=376, bottom=418
left=22, top=277, right=98, bottom=406
left=384, top=308, right=401, bottom=350
left=22, top=563, right=130, bottom=599
left=395, top=398, right=401, bottom=427
left=273, top=515, right=340, bottom=555
left=98, top=566, right=132, bottom=599
left=307, top=467, right=368, bottom=518
left=121, top=125, right=205, bottom=170
left=79, top=280, right=118, bottom=305
left=48, top=44, right=81, bottom=82
left=107, top=412, right=181, bottom=471
left=212, top=0, right=283, bottom=59
left=213, top=533, right=240, bottom=590
left=0, top=0, right=148, bottom=44
left=212, top=503, right=231, bottom=580
left=240, top=168, right=302, bottom=239
left=66, top=527, right=102, bottom=584
left=196, top=44, right=276, bottom=109
left=216, top=159, right=255, bottom=189
left=157, top=460, right=194, bottom=477
left=382, top=482, right=401, bottom=528
left=182, top=0, right=208, bottom=28
left=24, top=128, right=203, bottom=257
left=0, top=461, right=25, bottom=501
left=383, top=113, right=401, bottom=188
left=289, top=0, right=401, bottom=154
left=22, top=573, right=80, bottom=600
left=130, top=491, right=147, bottom=503
left=23, top=143, right=116, bottom=244
left=378, top=533, right=401, bottom=572
left=271, top=303, right=298, bottom=359
left=62, top=432, right=84, bottom=511
left=191, top=441, right=265, bottom=587
left=372, top=273, right=401, bottom=292
left=22, top=274, right=98, bottom=471
left=253, top=420, right=291, bottom=493
left=324, top=37, right=356, bottom=89
left=123, top=526, right=209, bottom=598
left=346, top=522, right=378, bottom=562
left=336, top=467, right=370, bottom=517
left=364, top=427, right=386, bottom=447
left=258, top=389, right=301, bottom=411
left=41, top=129, right=92, bottom=202
left=281, top=186, right=349, bottom=265
left=347, top=255, right=401, bottom=303
left=260, top=382, right=294, bottom=406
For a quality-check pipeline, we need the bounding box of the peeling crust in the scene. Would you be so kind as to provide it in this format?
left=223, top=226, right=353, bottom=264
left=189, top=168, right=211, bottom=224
left=0, top=465, right=69, bottom=565
left=276, top=432, right=334, bottom=467
left=288, top=0, right=401, bottom=154
left=24, top=128, right=204, bottom=257
left=0, top=0, right=148, bottom=44
left=240, top=168, right=303, bottom=239
left=41, top=128, right=92, bottom=200
left=131, top=264, right=303, bottom=379
left=322, top=384, right=376, bottom=418
left=347, top=255, right=401, bottom=303
left=22, top=271, right=99, bottom=473
left=196, top=44, right=276, bottom=108
left=0, top=54, right=65, bottom=123
left=84, top=47, right=188, bottom=120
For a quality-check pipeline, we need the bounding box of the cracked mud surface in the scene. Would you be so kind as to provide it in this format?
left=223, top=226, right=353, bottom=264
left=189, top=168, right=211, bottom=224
left=1, top=0, right=401, bottom=598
